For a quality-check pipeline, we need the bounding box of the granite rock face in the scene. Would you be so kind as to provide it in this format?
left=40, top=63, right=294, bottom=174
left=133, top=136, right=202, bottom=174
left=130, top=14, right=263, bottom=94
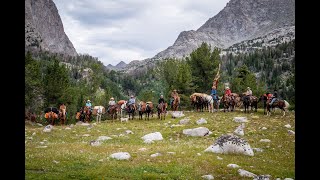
left=154, top=0, right=295, bottom=59
left=25, top=0, right=77, bottom=56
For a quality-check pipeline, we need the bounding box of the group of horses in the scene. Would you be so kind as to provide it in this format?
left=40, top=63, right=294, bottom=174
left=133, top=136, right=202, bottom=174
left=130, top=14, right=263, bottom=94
left=41, top=92, right=289, bottom=126
left=44, top=104, right=67, bottom=125
left=190, top=92, right=289, bottom=116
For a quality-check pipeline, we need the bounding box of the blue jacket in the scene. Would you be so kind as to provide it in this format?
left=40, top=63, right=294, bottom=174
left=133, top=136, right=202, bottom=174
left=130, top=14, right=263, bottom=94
left=211, top=89, right=218, bottom=100
left=86, top=102, right=92, bottom=107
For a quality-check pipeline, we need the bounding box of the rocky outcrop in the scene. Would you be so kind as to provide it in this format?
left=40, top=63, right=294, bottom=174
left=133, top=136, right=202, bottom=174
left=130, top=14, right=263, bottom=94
left=25, top=0, right=77, bottom=56
left=153, top=0, right=295, bottom=59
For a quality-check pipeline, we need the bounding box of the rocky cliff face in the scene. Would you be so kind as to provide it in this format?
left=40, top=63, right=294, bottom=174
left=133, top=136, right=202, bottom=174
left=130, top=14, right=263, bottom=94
left=154, top=0, right=295, bottom=59
left=25, top=0, right=77, bottom=56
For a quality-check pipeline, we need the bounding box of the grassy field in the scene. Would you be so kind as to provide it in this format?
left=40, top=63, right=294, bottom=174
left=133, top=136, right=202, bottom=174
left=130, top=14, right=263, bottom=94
left=25, top=109, right=295, bottom=179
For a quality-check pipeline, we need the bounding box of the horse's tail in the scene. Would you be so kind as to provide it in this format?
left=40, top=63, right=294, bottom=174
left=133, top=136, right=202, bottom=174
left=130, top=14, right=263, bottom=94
left=284, top=100, right=290, bottom=109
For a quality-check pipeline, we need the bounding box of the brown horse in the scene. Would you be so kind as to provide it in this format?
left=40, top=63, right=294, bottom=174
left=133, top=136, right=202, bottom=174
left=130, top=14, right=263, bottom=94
left=59, top=104, right=67, bottom=125
left=172, top=96, right=180, bottom=111
left=126, top=103, right=136, bottom=120
left=45, top=111, right=58, bottom=125
left=138, top=101, right=154, bottom=120
left=83, top=106, right=92, bottom=123
left=107, top=105, right=118, bottom=121
left=157, top=102, right=167, bottom=120
left=221, top=94, right=235, bottom=112
left=266, top=99, right=289, bottom=116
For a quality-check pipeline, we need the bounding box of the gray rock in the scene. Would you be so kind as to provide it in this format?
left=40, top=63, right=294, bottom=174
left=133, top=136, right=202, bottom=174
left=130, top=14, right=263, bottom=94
left=25, top=0, right=77, bottom=56
left=204, top=134, right=254, bottom=156
left=183, top=127, right=212, bottom=137
left=201, top=174, right=214, bottom=180
left=238, top=169, right=256, bottom=177
left=196, top=118, right=207, bottom=125
left=141, top=132, right=163, bottom=142
left=109, top=152, right=131, bottom=160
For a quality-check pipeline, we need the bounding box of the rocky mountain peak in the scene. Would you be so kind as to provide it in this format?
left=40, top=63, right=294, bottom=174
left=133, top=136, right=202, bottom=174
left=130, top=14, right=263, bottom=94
left=153, top=0, right=295, bottom=60
left=25, top=0, right=77, bottom=57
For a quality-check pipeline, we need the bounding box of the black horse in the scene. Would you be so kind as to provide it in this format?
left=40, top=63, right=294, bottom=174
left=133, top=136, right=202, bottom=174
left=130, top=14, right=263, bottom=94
left=258, top=95, right=268, bottom=115
left=242, top=95, right=250, bottom=113
left=126, top=104, right=135, bottom=120
left=195, top=96, right=205, bottom=112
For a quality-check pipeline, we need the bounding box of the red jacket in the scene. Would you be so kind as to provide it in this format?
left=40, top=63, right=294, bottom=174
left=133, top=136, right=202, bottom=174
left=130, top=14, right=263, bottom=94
left=267, top=94, right=273, bottom=100
left=225, top=89, right=231, bottom=96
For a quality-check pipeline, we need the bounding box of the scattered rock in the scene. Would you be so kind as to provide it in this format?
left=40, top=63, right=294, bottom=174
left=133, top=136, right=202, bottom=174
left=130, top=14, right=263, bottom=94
left=139, top=148, right=147, bottom=151
left=96, top=136, right=113, bottom=142
left=179, top=118, right=190, bottom=124
left=253, top=175, right=271, bottom=180
left=217, top=156, right=223, bottom=160
left=238, top=169, right=256, bottom=177
left=32, top=132, right=36, bottom=136
left=36, top=123, right=43, bottom=127
left=65, top=127, right=71, bottom=130
left=288, top=130, right=295, bottom=135
left=110, top=152, right=131, bottom=160
left=81, top=123, right=90, bottom=126
left=201, top=174, right=214, bottom=180
left=125, top=130, right=134, bottom=134
left=204, top=134, right=254, bottom=156
left=234, top=123, right=245, bottom=136
left=261, top=127, right=267, bottom=130
left=82, top=134, right=90, bottom=137
left=53, top=160, right=59, bottom=164
left=284, top=124, right=291, bottom=128
left=227, top=164, right=240, bottom=168
left=233, top=117, right=248, bottom=123
left=196, top=118, right=207, bottom=125
left=36, top=146, right=47, bottom=148
left=259, top=139, right=271, bottom=143
left=252, top=148, right=264, bottom=152
left=143, top=139, right=154, bottom=144
left=141, top=132, right=163, bottom=142
left=284, top=178, right=294, bottom=180
left=43, top=125, right=53, bottom=132
left=89, top=140, right=101, bottom=146
left=150, top=152, right=162, bottom=157
left=197, top=153, right=201, bottom=156
left=183, top=127, right=212, bottom=137
left=252, top=116, right=259, bottom=119
left=171, top=111, right=185, bottom=118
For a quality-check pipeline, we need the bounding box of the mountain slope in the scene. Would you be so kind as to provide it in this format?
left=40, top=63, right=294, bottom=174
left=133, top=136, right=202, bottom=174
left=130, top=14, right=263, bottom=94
left=25, top=0, right=77, bottom=56
left=154, top=0, right=295, bottom=59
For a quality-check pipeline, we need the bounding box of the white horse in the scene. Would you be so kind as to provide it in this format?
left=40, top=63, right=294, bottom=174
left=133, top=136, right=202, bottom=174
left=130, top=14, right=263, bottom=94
left=93, top=106, right=105, bottom=123
left=120, top=101, right=127, bottom=118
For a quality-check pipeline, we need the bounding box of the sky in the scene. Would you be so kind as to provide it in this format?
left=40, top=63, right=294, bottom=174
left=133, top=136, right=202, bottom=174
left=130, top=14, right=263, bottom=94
left=53, top=0, right=230, bottom=66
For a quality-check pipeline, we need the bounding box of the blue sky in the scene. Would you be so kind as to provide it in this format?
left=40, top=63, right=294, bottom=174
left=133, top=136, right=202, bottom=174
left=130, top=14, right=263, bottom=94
left=53, top=0, right=230, bottom=66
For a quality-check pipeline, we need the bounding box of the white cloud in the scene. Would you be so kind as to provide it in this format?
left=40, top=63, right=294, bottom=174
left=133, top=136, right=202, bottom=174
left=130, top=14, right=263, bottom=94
left=53, top=0, right=230, bottom=66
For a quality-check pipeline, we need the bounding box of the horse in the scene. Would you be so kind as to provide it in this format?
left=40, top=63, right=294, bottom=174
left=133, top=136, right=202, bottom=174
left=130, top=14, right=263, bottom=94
left=157, top=102, right=167, bottom=120
left=59, top=104, right=67, bottom=125
left=126, top=103, right=136, bottom=120
left=117, top=100, right=127, bottom=118
left=138, top=101, right=154, bottom=120
left=195, top=96, right=205, bottom=112
left=221, top=94, right=235, bottom=112
left=93, top=106, right=105, bottom=123
left=258, top=95, right=268, bottom=114
left=240, top=95, right=258, bottom=113
left=44, top=107, right=59, bottom=125
left=83, top=106, right=92, bottom=123
left=172, top=96, right=180, bottom=111
left=266, top=98, right=290, bottom=116
left=107, top=105, right=118, bottom=121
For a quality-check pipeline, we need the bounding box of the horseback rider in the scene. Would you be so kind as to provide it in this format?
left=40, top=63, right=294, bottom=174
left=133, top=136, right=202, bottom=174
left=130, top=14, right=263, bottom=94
left=211, top=85, right=219, bottom=102
left=224, top=87, right=233, bottom=100
left=127, top=95, right=136, bottom=109
left=107, top=97, right=116, bottom=112
left=85, top=100, right=92, bottom=111
left=244, top=87, right=252, bottom=101
left=158, top=94, right=165, bottom=104
left=170, top=89, right=179, bottom=108
left=269, top=89, right=278, bottom=106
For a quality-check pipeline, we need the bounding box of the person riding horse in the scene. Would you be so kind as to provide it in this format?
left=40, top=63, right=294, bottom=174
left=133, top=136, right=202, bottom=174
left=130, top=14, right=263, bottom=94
left=224, top=87, right=234, bottom=100
left=244, top=87, right=253, bottom=101
left=85, top=100, right=92, bottom=112
left=127, top=95, right=136, bottom=109
left=269, top=89, right=278, bottom=106
left=158, top=95, right=165, bottom=104
left=107, top=97, right=116, bottom=113
left=170, top=89, right=180, bottom=109
left=211, top=85, right=219, bottom=102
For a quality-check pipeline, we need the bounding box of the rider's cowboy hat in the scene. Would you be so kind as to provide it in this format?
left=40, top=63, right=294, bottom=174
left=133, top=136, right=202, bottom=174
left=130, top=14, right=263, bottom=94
left=226, top=87, right=229, bottom=89
left=110, top=97, right=114, bottom=100
left=130, top=95, right=134, bottom=98
left=87, top=100, right=91, bottom=102
left=247, top=87, right=250, bottom=89
left=173, top=89, right=177, bottom=91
